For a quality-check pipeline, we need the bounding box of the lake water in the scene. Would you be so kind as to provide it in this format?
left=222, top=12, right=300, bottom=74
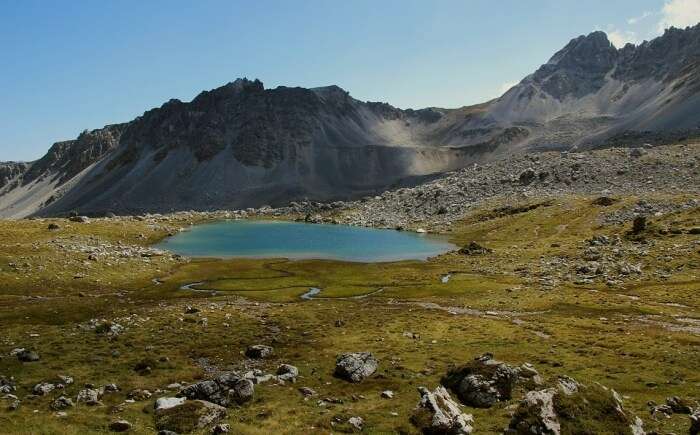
left=157, top=220, right=455, bottom=262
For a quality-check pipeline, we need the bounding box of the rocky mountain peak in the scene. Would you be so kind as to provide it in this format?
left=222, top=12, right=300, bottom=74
left=545, top=31, right=618, bottom=72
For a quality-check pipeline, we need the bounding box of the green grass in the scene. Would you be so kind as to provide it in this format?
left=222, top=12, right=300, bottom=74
left=0, top=194, right=699, bottom=433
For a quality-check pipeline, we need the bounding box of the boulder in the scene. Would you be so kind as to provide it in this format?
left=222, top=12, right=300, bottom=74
left=109, top=420, right=132, bottom=432
left=50, top=396, right=74, bottom=411
left=334, top=352, right=378, bottom=383
left=76, top=388, right=101, bottom=405
left=0, top=376, right=16, bottom=394
left=245, top=344, right=273, bottom=359
left=411, top=386, right=474, bottom=434
left=276, top=364, right=299, bottom=382
left=179, top=372, right=254, bottom=407
left=666, top=396, right=693, bottom=414
left=155, top=400, right=227, bottom=433
left=347, top=416, right=364, bottom=432
left=441, top=354, right=519, bottom=408
left=16, top=349, right=40, bottom=362
left=33, top=382, right=56, bottom=396
left=228, top=378, right=254, bottom=405
left=155, top=397, right=186, bottom=411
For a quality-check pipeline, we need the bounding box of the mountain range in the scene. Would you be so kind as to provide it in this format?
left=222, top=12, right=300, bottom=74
left=1, top=25, right=699, bottom=218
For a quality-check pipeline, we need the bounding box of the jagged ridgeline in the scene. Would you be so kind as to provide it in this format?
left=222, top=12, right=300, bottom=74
left=2, top=25, right=699, bottom=218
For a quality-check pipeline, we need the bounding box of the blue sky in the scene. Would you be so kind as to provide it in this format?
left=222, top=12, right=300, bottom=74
left=1, top=0, right=697, bottom=161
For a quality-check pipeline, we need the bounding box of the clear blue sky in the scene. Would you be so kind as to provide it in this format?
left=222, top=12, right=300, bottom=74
left=0, top=0, right=686, bottom=161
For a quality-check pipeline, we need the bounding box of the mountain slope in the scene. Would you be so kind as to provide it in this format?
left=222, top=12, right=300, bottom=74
left=1, top=25, right=699, bottom=218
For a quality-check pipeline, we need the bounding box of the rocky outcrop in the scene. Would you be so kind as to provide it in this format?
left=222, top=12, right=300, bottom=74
left=506, top=377, right=645, bottom=435
left=441, top=354, right=519, bottom=408
left=411, top=386, right=474, bottom=434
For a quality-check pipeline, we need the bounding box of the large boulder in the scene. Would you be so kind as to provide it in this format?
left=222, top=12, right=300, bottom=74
left=155, top=399, right=227, bottom=433
left=507, top=377, right=645, bottom=435
left=411, top=386, right=474, bottom=434
left=334, top=352, right=378, bottom=383
left=441, top=354, right=519, bottom=408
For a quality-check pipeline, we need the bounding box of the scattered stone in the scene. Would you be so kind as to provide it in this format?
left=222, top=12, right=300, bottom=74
left=245, top=344, right=273, bottom=359
left=666, top=396, right=693, bottom=414
left=411, top=386, right=474, bottom=434
left=16, top=349, right=40, bottom=362
left=128, top=389, right=152, bottom=401
left=33, top=382, right=56, bottom=396
left=276, top=364, right=299, bottom=382
left=458, top=241, right=492, bottom=255
left=109, top=419, right=132, bottom=432
left=334, top=352, right=378, bottom=383
left=50, top=396, right=74, bottom=411
left=299, top=387, right=317, bottom=397
left=76, top=388, right=101, bottom=406
left=68, top=215, right=90, bottom=223
left=381, top=390, right=394, bottom=399
left=347, top=416, right=364, bottom=432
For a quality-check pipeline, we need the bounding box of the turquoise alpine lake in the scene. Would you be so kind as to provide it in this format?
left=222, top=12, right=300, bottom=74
left=157, top=220, right=455, bottom=262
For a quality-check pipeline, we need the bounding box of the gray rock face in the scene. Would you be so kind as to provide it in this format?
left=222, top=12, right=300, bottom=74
left=441, top=354, right=519, bottom=408
left=411, top=386, right=474, bottom=434
left=334, top=352, right=378, bottom=383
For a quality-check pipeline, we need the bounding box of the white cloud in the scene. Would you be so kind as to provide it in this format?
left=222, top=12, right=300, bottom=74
left=607, top=29, right=639, bottom=48
left=498, top=81, right=517, bottom=96
left=657, top=0, right=700, bottom=32
left=627, top=11, right=652, bottom=25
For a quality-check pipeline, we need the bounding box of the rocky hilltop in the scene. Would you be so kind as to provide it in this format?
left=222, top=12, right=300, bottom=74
left=1, top=25, right=699, bottom=218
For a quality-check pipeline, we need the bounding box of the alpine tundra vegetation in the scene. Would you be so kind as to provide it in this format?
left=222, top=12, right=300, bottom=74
left=1, top=2, right=700, bottom=434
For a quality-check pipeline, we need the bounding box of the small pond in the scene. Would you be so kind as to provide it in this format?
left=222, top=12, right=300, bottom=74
left=157, top=220, right=455, bottom=262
